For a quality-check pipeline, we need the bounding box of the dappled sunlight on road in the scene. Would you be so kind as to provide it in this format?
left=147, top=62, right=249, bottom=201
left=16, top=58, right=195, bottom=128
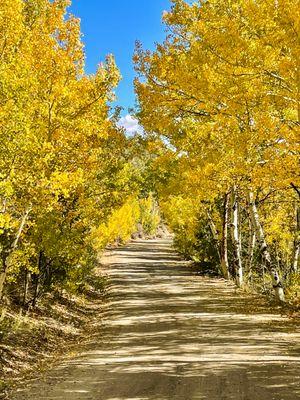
left=13, top=239, right=300, bottom=400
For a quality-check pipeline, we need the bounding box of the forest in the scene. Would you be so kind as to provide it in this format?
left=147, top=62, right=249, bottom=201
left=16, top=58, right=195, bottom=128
left=135, top=0, right=300, bottom=303
left=0, top=0, right=300, bottom=400
left=0, top=0, right=160, bottom=309
left=0, top=1, right=299, bottom=394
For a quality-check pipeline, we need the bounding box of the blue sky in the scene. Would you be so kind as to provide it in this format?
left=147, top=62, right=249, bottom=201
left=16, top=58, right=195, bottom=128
left=69, top=0, right=172, bottom=120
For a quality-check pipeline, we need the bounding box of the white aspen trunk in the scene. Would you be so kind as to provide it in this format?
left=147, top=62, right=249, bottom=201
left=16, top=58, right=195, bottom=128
left=220, top=192, right=230, bottom=279
left=290, top=184, right=300, bottom=273
left=248, top=191, right=285, bottom=302
left=11, top=209, right=31, bottom=252
left=0, top=208, right=31, bottom=299
left=293, top=245, right=299, bottom=273
left=247, top=216, right=256, bottom=280
left=292, top=206, right=300, bottom=273
left=23, top=270, right=31, bottom=307
left=207, top=210, right=221, bottom=263
left=231, top=187, right=243, bottom=287
left=0, top=271, right=7, bottom=300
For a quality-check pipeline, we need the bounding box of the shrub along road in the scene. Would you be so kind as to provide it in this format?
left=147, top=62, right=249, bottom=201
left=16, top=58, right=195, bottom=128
left=12, top=239, right=300, bottom=400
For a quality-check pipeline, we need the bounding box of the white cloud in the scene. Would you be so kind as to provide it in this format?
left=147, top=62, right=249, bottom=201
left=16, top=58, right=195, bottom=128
left=118, top=114, right=143, bottom=136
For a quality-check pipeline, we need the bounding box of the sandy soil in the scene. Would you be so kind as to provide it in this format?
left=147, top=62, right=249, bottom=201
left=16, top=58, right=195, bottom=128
left=11, top=239, right=300, bottom=400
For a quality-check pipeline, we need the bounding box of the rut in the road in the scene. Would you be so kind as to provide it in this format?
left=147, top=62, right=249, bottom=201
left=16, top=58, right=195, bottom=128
left=12, top=239, right=300, bottom=400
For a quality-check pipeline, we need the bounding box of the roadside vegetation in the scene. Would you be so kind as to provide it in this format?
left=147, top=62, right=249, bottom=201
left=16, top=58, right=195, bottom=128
left=134, top=0, right=300, bottom=306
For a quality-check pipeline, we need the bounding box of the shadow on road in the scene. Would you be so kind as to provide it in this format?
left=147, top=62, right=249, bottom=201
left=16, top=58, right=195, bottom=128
left=13, top=239, right=300, bottom=400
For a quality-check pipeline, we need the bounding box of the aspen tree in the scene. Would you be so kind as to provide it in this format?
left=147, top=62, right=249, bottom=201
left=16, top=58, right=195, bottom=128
left=135, top=0, right=299, bottom=300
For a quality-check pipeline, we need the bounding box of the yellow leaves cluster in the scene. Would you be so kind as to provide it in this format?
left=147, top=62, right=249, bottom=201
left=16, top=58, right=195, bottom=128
left=91, top=198, right=140, bottom=251
left=48, top=170, right=85, bottom=200
left=135, top=0, right=299, bottom=190
left=264, top=205, right=294, bottom=253
left=0, top=0, right=138, bottom=294
left=139, top=195, right=160, bottom=236
left=135, top=0, right=300, bottom=268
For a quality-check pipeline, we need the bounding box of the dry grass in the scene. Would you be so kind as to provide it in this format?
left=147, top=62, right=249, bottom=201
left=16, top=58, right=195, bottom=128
left=0, top=274, right=107, bottom=399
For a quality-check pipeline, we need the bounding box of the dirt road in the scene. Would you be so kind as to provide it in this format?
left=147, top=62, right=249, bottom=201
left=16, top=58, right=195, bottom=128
left=12, top=239, right=300, bottom=400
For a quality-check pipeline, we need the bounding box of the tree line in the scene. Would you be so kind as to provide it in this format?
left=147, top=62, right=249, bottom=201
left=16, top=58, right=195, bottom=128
left=0, top=0, right=159, bottom=308
left=134, top=0, right=299, bottom=302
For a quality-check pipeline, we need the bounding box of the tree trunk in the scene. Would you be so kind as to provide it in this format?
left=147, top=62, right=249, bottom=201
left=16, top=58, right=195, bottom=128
left=246, top=215, right=256, bottom=281
left=23, top=269, right=31, bottom=307
left=207, top=210, right=221, bottom=263
left=292, top=205, right=300, bottom=273
left=0, top=208, right=31, bottom=299
left=231, top=187, right=243, bottom=287
left=0, top=258, right=8, bottom=300
left=220, top=192, right=230, bottom=279
left=32, top=251, right=43, bottom=308
left=248, top=191, right=285, bottom=302
left=291, top=183, right=300, bottom=272
left=31, top=274, right=40, bottom=308
left=293, top=244, right=299, bottom=273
